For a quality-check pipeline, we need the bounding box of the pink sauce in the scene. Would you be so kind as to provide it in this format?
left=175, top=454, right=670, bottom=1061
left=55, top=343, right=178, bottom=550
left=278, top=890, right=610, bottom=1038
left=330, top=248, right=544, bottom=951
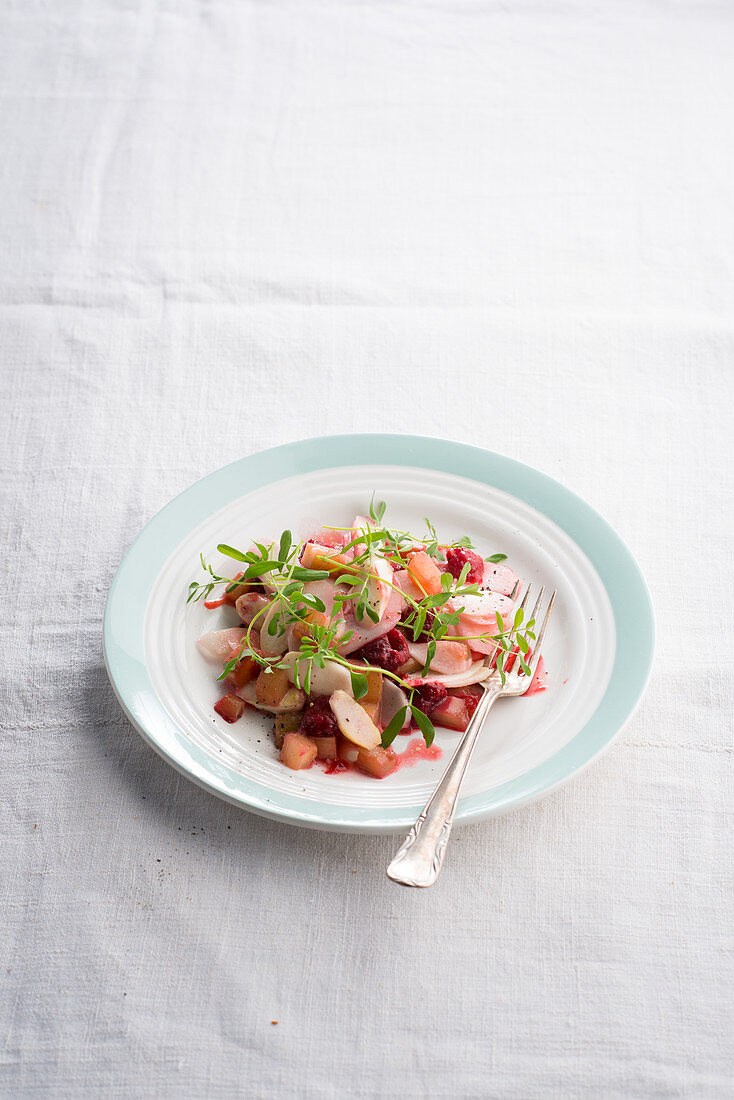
left=395, top=738, right=444, bottom=768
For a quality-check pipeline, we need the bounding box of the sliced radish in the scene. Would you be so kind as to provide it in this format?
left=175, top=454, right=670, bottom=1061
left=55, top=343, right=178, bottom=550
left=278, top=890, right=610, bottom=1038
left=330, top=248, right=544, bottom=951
left=234, top=591, right=271, bottom=625
left=406, top=662, right=492, bottom=689
left=481, top=563, right=519, bottom=597
left=406, top=640, right=473, bottom=675
left=280, top=651, right=353, bottom=697
left=197, top=627, right=246, bottom=662
left=259, top=604, right=289, bottom=657
left=329, top=690, right=381, bottom=749
left=380, top=680, right=411, bottom=729
left=338, top=605, right=402, bottom=655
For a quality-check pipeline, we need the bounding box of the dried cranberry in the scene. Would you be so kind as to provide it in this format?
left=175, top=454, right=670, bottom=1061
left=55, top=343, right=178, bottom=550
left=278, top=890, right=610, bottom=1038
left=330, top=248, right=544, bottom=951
left=445, top=547, right=484, bottom=585
left=355, top=628, right=410, bottom=673
left=412, top=681, right=448, bottom=716
left=299, top=697, right=339, bottom=739
left=386, top=628, right=410, bottom=664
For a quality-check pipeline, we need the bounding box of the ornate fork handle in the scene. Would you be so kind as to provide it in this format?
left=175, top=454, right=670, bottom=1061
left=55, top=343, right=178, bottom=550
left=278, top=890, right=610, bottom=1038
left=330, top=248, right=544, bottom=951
left=386, top=681, right=503, bottom=887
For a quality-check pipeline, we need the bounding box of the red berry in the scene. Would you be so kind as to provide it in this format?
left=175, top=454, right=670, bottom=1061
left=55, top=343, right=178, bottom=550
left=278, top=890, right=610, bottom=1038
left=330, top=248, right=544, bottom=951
left=412, top=681, right=448, bottom=716
left=299, top=696, right=339, bottom=739
left=445, top=547, right=484, bottom=585
left=356, top=629, right=410, bottom=673
left=386, top=628, right=410, bottom=664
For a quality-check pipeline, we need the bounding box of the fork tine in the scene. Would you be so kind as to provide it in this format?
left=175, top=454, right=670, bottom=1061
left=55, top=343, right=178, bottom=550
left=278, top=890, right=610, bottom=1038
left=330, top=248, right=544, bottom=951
left=497, top=583, right=530, bottom=674
left=510, top=578, right=520, bottom=601
left=523, top=589, right=556, bottom=679
left=514, top=583, right=531, bottom=617
left=528, top=584, right=544, bottom=627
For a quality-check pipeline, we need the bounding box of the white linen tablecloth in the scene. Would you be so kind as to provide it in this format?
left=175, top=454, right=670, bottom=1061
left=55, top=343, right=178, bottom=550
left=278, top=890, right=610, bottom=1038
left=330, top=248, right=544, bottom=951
left=2, top=1, right=732, bottom=1096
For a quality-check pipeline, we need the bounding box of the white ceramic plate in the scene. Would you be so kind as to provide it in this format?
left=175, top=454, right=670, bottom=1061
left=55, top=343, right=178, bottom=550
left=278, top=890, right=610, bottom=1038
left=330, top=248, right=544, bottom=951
left=104, top=435, right=654, bottom=834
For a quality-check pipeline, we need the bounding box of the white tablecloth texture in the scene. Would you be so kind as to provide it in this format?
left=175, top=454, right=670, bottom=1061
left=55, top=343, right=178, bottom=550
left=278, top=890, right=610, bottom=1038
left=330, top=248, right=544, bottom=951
left=2, top=1, right=733, bottom=1097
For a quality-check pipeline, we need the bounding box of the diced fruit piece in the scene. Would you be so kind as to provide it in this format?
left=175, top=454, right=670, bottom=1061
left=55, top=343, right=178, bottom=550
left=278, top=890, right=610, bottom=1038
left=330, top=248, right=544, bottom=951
left=337, top=735, right=360, bottom=765
left=449, top=684, right=483, bottom=716
left=311, top=735, right=338, bottom=760
left=329, top=689, right=381, bottom=749
left=445, top=547, right=485, bottom=585
left=275, top=688, right=306, bottom=712
left=363, top=669, right=383, bottom=705
left=290, top=609, right=331, bottom=646
left=407, top=551, right=443, bottom=596
left=274, top=711, right=303, bottom=749
left=230, top=655, right=258, bottom=689
left=359, top=700, right=380, bottom=723
left=300, top=542, right=350, bottom=573
left=353, top=744, right=398, bottom=779
left=412, top=681, right=448, bottom=716
left=214, top=693, right=245, bottom=723
left=255, top=667, right=292, bottom=707
left=280, top=732, right=317, bottom=770
left=223, top=573, right=250, bottom=604
left=397, top=657, right=421, bottom=676
left=431, top=696, right=471, bottom=731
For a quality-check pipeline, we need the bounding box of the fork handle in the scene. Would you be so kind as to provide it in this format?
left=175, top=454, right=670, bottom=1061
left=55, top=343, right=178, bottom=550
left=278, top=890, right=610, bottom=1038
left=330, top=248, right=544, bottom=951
left=386, top=682, right=503, bottom=887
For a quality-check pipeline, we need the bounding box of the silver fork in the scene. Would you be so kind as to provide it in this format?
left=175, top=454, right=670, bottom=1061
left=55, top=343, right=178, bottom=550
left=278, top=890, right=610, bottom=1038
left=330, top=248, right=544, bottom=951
left=386, top=584, right=556, bottom=888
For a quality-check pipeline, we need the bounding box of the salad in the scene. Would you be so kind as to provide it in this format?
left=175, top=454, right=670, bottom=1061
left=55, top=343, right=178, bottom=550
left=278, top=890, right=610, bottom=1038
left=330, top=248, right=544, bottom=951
left=190, top=499, right=546, bottom=779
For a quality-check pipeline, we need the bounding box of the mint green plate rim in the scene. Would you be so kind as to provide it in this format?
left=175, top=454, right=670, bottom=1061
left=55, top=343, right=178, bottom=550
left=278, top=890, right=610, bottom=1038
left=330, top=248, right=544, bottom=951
left=103, top=434, right=655, bottom=833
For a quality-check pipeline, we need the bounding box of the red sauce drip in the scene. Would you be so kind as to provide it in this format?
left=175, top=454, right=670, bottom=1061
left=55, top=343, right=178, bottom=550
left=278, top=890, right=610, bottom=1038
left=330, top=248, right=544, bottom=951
left=525, top=656, right=547, bottom=695
left=204, top=595, right=229, bottom=610
left=395, top=738, right=444, bottom=769
left=323, top=759, right=349, bottom=775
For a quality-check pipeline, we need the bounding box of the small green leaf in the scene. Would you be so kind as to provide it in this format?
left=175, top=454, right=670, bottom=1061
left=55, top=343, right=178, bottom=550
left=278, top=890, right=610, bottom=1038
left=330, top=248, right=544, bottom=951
left=267, top=616, right=279, bottom=636
left=350, top=671, right=369, bottom=701
left=301, top=594, right=326, bottom=613
left=278, top=529, right=292, bottom=562
left=519, top=658, right=532, bottom=677
left=495, top=611, right=504, bottom=633
left=217, top=543, right=250, bottom=562
left=513, top=608, right=525, bottom=629
left=244, top=559, right=281, bottom=579
left=410, top=705, right=435, bottom=748
left=440, top=571, right=452, bottom=592
left=291, top=567, right=331, bottom=581
left=381, top=706, right=408, bottom=747
left=422, top=639, right=437, bottom=677
left=334, top=573, right=360, bottom=588
left=485, top=553, right=508, bottom=564
left=365, top=605, right=379, bottom=624
left=517, top=634, right=529, bottom=654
